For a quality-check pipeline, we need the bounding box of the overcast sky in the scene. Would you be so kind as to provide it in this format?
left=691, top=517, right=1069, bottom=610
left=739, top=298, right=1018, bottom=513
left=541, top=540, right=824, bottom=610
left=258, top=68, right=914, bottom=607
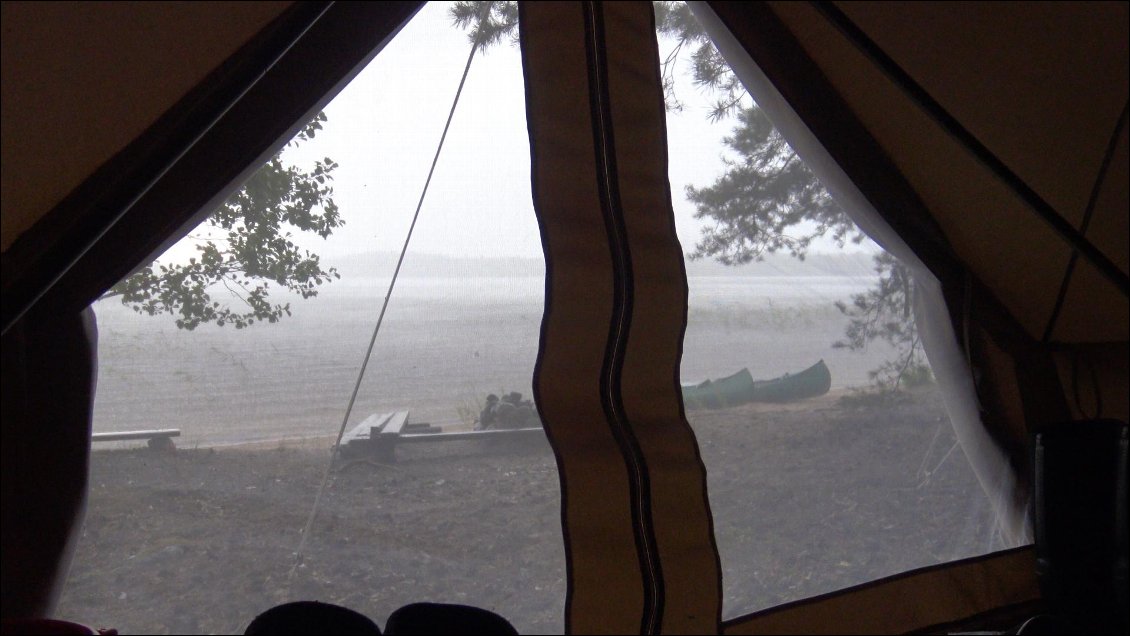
left=168, top=2, right=872, bottom=266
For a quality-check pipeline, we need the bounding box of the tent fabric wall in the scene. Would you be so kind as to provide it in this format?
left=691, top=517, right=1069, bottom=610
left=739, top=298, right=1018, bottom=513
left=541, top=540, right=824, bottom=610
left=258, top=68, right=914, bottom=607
left=688, top=0, right=1031, bottom=545
left=598, top=4, right=722, bottom=631
left=1053, top=343, right=1130, bottom=424
left=820, top=2, right=1129, bottom=348
left=0, top=1, right=423, bottom=336
left=521, top=3, right=720, bottom=631
left=2, top=1, right=1127, bottom=633
left=751, top=3, right=1129, bottom=413
left=0, top=1, right=294, bottom=252
left=519, top=2, right=651, bottom=631
left=1, top=307, right=97, bottom=617
left=703, top=0, right=1127, bottom=543
left=759, top=1, right=1129, bottom=345
left=0, top=0, right=424, bottom=619
left=721, top=547, right=1040, bottom=635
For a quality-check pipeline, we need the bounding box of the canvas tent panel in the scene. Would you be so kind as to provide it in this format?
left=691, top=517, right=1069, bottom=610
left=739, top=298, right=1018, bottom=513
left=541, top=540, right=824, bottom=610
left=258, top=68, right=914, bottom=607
left=1047, top=119, right=1128, bottom=342
left=760, top=2, right=1063, bottom=338
left=599, top=4, right=722, bottom=631
left=52, top=3, right=568, bottom=630
left=1082, top=121, right=1130, bottom=274
left=520, top=3, right=650, bottom=632
left=0, top=1, right=294, bottom=252
left=4, top=1, right=1125, bottom=632
left=832, top=0, right=1130, bottom=348
left=1, top=308, right=97, bottom=618
left=835, top=1, right=1130, bottom=232
left=681, top=2, right=1028, bottom=618
left=764, top=1, right=1128, bottom=344
left=721, top=546, right=1040, bottom=635
left=1052, top=260, right=1130, bottom=344
left=1089, top=121, right=1130, bottom=274
left=1071, top=120, right=1125, bottom=277
left=0, top=2, right=424, bottom=337
left=1052, top=344, right=1130, bottom=424
left=968, top=325, right=1036, bottom=493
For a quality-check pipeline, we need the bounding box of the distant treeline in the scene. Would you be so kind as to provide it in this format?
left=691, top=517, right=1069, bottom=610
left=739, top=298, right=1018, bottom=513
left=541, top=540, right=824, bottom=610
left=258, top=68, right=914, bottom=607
left=332, top=252, right=545, bottom=279
left=330, top=250, right=878, bottom=279
left=682, top=251, right=877, bottom=277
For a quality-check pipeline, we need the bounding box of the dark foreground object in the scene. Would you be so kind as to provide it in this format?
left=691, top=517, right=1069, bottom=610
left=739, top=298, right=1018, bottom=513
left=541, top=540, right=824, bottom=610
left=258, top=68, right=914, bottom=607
left=244, top=601, right=517, bottom=635
left=384, top=602, right=518, bottom=635
left=245, top=601, right=380, bottom=635
left=1032, top=419, right=1128, bottom=634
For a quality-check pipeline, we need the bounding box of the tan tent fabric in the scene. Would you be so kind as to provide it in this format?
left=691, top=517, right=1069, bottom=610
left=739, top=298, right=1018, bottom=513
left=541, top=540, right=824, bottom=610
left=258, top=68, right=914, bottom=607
left=523, top=3, right=723, bottom=631
left=0, top=1, right=293, bottom=251
left=598, top=3, right=721, bottom=631
left=1, top=307, right=97, bottom=617
left=758, top=0, right=1129, bottom=509
left=520, top=3, right=649, bottom=631
left=3, top=1, right=1128, bottom=633
left=1053, top=344, right=1130, bottom=424
left=706, top=1, right=1125, bottom=543
left=1, top=2, right=421, bottom=336
left=762, top=1, right=1128, bottom=344
left=722, top=547, right=1040, bottom=635
left=835, top=3, right=1127, bottom=232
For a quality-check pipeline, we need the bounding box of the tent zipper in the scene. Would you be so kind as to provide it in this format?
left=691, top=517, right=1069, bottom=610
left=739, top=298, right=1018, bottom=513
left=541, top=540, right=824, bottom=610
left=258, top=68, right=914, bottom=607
left=583, top=2, right=664, bottom=633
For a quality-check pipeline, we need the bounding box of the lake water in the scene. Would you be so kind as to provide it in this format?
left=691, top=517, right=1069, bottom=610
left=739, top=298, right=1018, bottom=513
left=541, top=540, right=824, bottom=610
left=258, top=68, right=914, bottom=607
left=91, top=272, right=892, bottom=447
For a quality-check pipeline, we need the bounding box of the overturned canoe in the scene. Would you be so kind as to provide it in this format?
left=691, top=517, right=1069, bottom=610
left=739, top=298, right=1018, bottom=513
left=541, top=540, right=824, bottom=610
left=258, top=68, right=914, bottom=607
left=681, top=360, right=832, bottom=409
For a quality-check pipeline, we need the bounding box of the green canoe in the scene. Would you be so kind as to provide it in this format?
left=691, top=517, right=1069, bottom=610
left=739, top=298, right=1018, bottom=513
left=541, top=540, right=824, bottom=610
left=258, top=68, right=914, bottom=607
left=681, top=360, right=832, bottom=410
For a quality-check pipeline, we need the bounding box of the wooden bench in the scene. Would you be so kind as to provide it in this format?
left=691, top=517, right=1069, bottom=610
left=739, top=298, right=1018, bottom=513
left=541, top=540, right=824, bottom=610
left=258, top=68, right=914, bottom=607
left=340, top=411, right=410, bottom=461
left=92, top=428, right=180, bottom=451
left=339, top=410, right=545, bottom=462
left=380, top=411, right=410, bottom=437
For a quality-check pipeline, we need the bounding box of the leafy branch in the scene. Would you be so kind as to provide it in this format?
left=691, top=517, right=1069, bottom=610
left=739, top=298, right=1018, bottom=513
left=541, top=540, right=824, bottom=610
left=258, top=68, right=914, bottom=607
left=103, top=113, right=343, bottom=330
left=834, top=253, right=932, bottom=392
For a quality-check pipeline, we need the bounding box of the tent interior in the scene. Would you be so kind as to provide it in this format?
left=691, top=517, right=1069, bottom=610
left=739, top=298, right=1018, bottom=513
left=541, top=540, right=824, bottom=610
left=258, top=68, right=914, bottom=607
left=2, top=1, right=1127, bottom=634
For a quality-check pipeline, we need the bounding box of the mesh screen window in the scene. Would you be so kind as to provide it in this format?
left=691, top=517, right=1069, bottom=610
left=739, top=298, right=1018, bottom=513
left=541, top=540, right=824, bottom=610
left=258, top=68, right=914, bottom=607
left=58, top=4, right=564, bottom=633
left=655, top=0, right=1002, bottom=618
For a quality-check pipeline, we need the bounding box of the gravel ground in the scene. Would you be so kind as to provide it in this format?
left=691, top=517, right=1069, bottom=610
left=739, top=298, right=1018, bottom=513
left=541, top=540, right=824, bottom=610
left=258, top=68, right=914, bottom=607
left=57, top=387, right=999, bottom=634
